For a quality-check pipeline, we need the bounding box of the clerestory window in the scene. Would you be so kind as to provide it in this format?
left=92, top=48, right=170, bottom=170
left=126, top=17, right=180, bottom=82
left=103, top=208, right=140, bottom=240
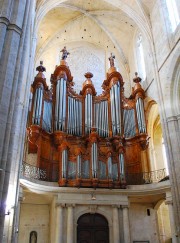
left=166, top=0, right=179, bottom=32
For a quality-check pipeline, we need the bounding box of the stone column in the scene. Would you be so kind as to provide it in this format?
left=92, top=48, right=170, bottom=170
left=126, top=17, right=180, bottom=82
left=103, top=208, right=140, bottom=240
left=166, top=115, right=180, bottom=234
left=122, top=205, right=131, bottom=243
left=165, top=200, right=178, bottom=243
left=0, top=0, right=36, bottom=241
left=112, top=205, right=120, bottom=243
left=67, top=204, right=74, bottom=243
left=55, top=204, right=64, bottom=243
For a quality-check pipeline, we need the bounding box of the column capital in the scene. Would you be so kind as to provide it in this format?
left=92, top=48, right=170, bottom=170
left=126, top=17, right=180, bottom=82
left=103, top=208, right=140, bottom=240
left=56, top=203, right=65, bottom=208
left=66, top=203, right=76, bottom=208
left=112, top=204, right=120, bottom=209
left=165, top=200, right=173, bottom=206
left=121, top=204, right=129, bottom=209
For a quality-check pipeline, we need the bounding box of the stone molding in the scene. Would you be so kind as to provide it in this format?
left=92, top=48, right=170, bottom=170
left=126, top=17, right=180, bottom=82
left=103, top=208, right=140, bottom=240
left=0, top=17, right=10, bottom=26
left=8, top=23, right=22, bottom=35
left=166, top=115, right=179, bottom=123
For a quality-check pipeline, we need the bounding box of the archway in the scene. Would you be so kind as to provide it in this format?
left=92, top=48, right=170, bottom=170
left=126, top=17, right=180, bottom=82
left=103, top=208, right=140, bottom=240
left=77, top=213, right=109, bottom=243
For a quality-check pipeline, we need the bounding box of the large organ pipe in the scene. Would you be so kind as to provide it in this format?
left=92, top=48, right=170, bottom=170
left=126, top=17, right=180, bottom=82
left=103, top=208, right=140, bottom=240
left=79, top=102, right=82, bottom=135
left=32, top=86, right=43, bottom=125
left=77, top=154, right=81, bottom=178
left=62, top=149, right=67, bottom=178
left=85, top=94, right=92, bottom=134
left=110, top=88, right=115, bottom=135
left=108, top=156, right=112, bottom=179
left=110, top=83, right=121, bottom=135
left=119, top=153, right=125, bottom=179
left=62, top=79, right=66, bottom=130
left=123, top=109, right=136, bottom=138
left=58, top=79, right=63, bottom=129
left=55, top=78, right=66, bottom=131
left=91, top=143, right=98, bottom=178
left=42, top=101, right=52, bottom=132
left=136, top=97, right=146, bottom=133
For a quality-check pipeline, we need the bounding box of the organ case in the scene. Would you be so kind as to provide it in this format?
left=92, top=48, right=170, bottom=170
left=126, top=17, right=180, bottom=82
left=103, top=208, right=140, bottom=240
left=27, top=55, right=149, bottom=188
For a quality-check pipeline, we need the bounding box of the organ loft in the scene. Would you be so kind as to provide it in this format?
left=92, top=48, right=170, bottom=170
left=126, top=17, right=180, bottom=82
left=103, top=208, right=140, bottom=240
left=26, top=48, right=149, bottom=189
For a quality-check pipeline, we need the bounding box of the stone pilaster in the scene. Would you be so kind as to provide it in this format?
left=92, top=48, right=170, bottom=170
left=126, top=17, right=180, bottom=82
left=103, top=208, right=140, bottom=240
left=112, top=205, right=120, bottom=243
left=166, top=115, right=180, bottom=235
left=122, top=205, right=131, bottom=243
left=67, top=204, right=75, bottom=243
left=165, top=198, right=178, bottom=243
left=55, top=204, right=65, bottom=243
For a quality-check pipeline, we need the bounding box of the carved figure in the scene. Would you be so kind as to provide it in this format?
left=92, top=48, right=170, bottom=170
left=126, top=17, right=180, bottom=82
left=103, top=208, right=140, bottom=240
left=108, top=53, right=115, bottom=67
left=60, top=46, right=70, bottom=60
left=30, top=231, right=37, bottom=243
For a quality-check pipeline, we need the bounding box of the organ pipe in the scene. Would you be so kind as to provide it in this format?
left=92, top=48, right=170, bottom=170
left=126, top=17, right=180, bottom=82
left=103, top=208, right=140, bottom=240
left=108, top=156, right=112, bottom=179
left=91, top=143, right=98, bottom=178
left=77, top=154, right=81, bottom=178
left=136, top=97, right=146, bottom=133
left=62, top=149, right=67, bottom=178
left=119, top=153, right=125, bottom=178
left=55, top=78, right=66, bottom=131
left=32, top=86, right=43, bottom=125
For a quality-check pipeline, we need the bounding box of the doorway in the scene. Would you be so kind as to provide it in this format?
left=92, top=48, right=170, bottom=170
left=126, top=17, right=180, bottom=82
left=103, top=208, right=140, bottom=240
left=77, top=213, right=109, bottom=243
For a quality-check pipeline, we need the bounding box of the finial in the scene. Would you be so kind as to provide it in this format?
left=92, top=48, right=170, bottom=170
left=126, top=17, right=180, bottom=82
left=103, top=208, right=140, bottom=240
left=84, top=72, right=93, bottom=79
left=60, top=46, right=70, bottom=60
left=108, top=53, right=115, bottom=67
left=36, top=61, right=46, bottom=73
left=133, top=72, right=142, bottom=83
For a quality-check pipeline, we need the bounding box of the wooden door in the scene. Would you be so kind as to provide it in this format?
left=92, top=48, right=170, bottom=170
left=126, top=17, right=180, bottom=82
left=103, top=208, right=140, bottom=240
left=77, top=213, right=109, bottom=243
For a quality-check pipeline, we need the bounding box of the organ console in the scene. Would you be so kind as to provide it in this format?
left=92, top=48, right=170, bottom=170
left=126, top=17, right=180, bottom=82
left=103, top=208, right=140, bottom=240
left=27, top=49, right=149, bottom=188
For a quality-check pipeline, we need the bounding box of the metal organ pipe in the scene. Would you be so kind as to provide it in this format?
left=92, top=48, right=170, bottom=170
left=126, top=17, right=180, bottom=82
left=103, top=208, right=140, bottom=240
left=119, top=153, right=125, bottom=179
left=85, top=94, right=92, bottom=134
left=62, top=149, right=67, bottom=178
left=108, top=156, right=112, bottom=179
left=55, top=78, right=66, bottom=131
left=67, top=97, right=82, bottom=136
left=62, top=79, right=66, bottom=130
left=58, top=79, right=63, bottom=130
left=136, top=98, right=146, bottom=133
left=123, top=109, right=136, bottom=138
left=42, top=101, right=52, bottom=132
left=77, top=154, right=81, bottom=178
left=91, top=143, right=98, bottom=178
left=32, top=86, right=43, bottom=125
left=110, top=88, right=115, bottom=135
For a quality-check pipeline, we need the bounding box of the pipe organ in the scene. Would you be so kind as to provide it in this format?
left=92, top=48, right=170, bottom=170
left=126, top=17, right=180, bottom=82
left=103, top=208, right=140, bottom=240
left=27, top=53, right=149, bottom=188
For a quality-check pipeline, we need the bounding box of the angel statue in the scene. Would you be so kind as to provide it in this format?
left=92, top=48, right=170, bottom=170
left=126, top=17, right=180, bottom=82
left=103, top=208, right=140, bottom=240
left=60, top=46, right=70, bottom=60
left=108, top=53, right=115, bottom=67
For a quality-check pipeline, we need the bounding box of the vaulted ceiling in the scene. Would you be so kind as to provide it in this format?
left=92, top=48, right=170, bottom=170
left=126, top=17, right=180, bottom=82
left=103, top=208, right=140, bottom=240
left=34, top=0, right=156, bottom=94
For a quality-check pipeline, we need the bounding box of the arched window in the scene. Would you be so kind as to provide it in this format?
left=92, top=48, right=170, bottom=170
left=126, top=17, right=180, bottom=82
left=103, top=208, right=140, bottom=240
left=166, top=0, right=179, bottom=32
left=136, top=34, right=146, bottom=81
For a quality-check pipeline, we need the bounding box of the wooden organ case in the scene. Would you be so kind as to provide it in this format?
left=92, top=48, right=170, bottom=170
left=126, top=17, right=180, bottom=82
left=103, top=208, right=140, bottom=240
left=27, top=53, right=149, bottom=189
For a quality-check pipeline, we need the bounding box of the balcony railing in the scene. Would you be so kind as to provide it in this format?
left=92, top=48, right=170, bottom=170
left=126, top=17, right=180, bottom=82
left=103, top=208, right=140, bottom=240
left=126, top=168, right=167, bottom=185
left=21, top=161, right=168, bottom=185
